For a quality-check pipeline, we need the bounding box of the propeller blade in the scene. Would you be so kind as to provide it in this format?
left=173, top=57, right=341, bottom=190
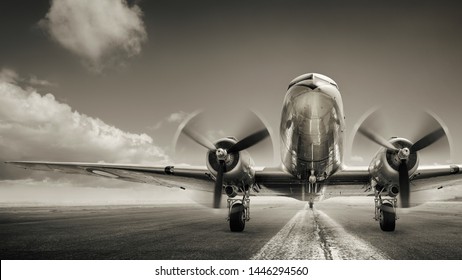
left=182, top=125, right=216, bottom=151
left=410, top=127, right=445, bottom=153
left=228, top=129, right=270, bottom=154
left=213, top=160, right=225, bottom=208
left=357, top=126, right=398, bottom=151
left=399, top=159, right=410, bottom=208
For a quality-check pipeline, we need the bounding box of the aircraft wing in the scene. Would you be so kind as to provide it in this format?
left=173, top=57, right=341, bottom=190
left=323, top=164, right=462, bottom=186
left=408, top=164, right=462, bottom=191
left=411, top=164, right=462, bottom=180
left=255, top=164, right=462, bottom=196
left=324, top=164, right=462, bottom=188
left=6, top=161, right=462, bottom=197
left=5, top=161, right=215, bottom=193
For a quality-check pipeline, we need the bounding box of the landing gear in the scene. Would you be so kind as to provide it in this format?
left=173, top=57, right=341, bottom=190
left=374, top=187, right=398, bottom=232
left=227, top=187, right=250, bottom=232
left=229, top=203, right=245, bottom=232
left=379, top=202, right=396, bottom=231
left=303, top=177, right=318, bottom=209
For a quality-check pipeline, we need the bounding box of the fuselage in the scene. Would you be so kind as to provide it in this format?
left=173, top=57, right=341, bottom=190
left=280, top=73, right=345, bottom=183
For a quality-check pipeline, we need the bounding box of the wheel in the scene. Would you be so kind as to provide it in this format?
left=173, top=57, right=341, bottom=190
left=229, top=203, right=245, bottom=232
left=379, top=202, right=396, bottom=231
left=309, top=202, right=314, bottom=209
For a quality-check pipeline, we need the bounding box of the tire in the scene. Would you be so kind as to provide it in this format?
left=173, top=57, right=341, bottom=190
left=379, top=202, right=396, bottom=232
left=309, top=202, right=314, bottom=209
left=229, top=203, right=245, bottom=232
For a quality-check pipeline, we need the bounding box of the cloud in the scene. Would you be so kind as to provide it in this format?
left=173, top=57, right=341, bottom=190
left=0, top=68, right=56, bottom=88
left=28, top=75, right=57, bottom=87
left=0, top=68, right=19, bottom=84
left=0, top=70, right=168, bottom=179
left=147, top=121, right=163, bottom=131
left=147, top=111, right=190, bottom=131
left=39, top=0, right=147, bottom=71
left=167, top=111, right=189, bottom=123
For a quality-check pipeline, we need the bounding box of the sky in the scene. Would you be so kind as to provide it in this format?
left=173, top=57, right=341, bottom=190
left=1, top=0, right=461, bottom=204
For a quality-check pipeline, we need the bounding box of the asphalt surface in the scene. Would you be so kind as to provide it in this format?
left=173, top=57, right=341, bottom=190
left=0, top=197, right=461, bottom=260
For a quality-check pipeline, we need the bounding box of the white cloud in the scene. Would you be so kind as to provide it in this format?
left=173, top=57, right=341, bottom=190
left=147, top=121, right=164, bottom=131
left=0, top=71, right=169, bottom=173
left=39, top=0, right=147, bottom=71
left=1, top=68, right=56, bottom=88
left=0, top=68, right=19, bottom=83
left=147, top=111, right=190, bottom=131
left=29, top=75, right=57, bottom=87
left=167, top=111, right=189, bottom=123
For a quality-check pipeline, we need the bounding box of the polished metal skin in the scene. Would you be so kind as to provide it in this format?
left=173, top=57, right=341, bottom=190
left=280, top=73, right=345, bottom=183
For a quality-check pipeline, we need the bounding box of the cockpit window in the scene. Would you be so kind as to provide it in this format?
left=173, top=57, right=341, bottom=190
left=288, top=73, right=338, bottom=90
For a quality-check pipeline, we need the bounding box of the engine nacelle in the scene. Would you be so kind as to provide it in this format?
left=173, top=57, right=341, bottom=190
left=206, top=137, right=255, bottom=188
left=368, top=138, right=419, bottom=190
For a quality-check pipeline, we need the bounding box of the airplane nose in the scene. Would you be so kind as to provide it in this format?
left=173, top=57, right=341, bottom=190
left=288, top=73, right=338, bottom=90
left=292, top=90, right=335, bottom=119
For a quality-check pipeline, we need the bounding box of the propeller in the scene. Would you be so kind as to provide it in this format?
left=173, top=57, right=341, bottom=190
left=213, top=160, right=226, bottom=208
left=227, top=129, right=270, bottom=154
left=357, top=121, right=447, bottom=207
left=410, top=127, right=446, bottom=153
left=398, top=159, right=410, bottom=208
left=182, top=124, right=217, bottom=151
left=357, top=126, right=398, bottom=151
left=177, top=111, right=271, bottom=208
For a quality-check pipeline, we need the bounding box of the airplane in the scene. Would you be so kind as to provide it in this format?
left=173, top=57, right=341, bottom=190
left=6, top=73, right=462, bottom=232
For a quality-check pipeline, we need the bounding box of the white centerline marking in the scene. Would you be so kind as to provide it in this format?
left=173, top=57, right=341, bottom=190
left=251, top=205, right=389, bottom=260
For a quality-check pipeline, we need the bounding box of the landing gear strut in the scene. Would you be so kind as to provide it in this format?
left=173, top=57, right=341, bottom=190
left=303, top=180, right=317, bottom=209
left=374, top=187, right=397, bottom=231
left=227, top=187, right=250, bottom=232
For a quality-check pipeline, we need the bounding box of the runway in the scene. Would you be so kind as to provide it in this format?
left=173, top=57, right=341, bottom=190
left=1, top=197, right=461, bottom=260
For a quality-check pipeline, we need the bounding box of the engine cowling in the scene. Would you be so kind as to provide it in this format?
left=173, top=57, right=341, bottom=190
left=206, top=137, right=255, bottom=189
left=224, top=185, right=239, bottom=197
left=387, top=185, right=400, bottom=197
left=368, top=137, right=419, bottom=191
